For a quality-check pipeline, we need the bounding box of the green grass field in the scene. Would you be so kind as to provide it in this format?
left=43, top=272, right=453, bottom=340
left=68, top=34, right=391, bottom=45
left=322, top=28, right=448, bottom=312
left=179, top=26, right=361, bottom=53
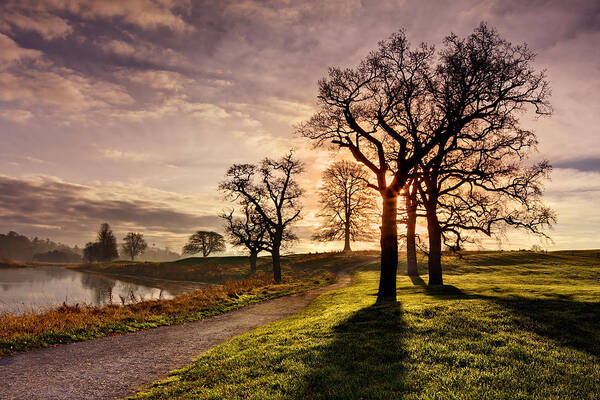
left=131, top=251, right=600, bottom=399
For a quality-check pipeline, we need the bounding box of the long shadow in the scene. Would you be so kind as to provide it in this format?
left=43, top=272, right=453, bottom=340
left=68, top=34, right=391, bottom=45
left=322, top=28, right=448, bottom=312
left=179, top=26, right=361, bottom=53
left=409, top=275, right=426, bottom=286
left=419, top=285, right=600, bottom=358
left=299, top=302, right=409, bottom=399
left=490, top=295, right=600, bottom=358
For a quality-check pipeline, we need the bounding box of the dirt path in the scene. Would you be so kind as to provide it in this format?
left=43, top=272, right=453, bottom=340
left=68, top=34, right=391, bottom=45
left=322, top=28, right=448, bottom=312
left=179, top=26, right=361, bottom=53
left=0, top=262, right=371, bottom=400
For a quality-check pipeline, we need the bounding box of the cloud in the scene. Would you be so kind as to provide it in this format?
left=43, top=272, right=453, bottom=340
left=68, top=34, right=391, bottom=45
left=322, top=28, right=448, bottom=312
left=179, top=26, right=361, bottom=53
left=0, top=33, right=41, bottom=65
left=0, top=68, right=135, bottom=116
left=69, top=0, right=193, bottom=33
left=0, top=9, right=73, bottom=40
left=98, top=148, right=153, bottom=163
left=554, top=157, right=600, bottom=173
left=0, top=174, right=221, bottom=246
left=109, top=96, right=230, bottom=122
left=114, top=68, right=194, bottom=91
left=0, top=0, right=193, bottom=39
left=0, top=109, right=33, bottom=123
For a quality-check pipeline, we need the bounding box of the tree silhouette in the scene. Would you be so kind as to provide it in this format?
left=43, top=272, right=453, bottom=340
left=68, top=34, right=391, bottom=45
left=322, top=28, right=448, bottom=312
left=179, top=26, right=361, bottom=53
left=122, top=232, right=148, bottom=261
left=83, top=242, right=101, bottom=262
left=411, top=23, right=553, bottom=284
left=83, top=223, right=119, bottom=262
left=182, top=231, right=226, bottom=257
left=97, top=223, right=119, bottom=261
left=220, top=203, right=269, bottom=272
left=399, top=178, right=423, bottom=276
left=219, top=151, right=303, bottom=283
left=298, top=30, right=443, bottom=300
left=313, top=161, right=377, bottom=252
left=300, top=24, right=553, bottom=296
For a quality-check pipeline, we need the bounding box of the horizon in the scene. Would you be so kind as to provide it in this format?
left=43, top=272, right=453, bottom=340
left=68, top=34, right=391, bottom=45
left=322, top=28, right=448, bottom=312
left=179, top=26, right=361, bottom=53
left=1, top=0, right=599, bottom=252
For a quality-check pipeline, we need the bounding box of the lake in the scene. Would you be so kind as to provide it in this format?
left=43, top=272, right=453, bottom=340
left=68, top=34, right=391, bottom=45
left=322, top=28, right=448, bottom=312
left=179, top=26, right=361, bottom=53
left=0, top=266, right=203, bottom=315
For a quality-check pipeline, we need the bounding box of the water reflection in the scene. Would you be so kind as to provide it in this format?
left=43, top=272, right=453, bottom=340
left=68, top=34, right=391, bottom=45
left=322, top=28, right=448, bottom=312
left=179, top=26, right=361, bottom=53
left=0, top=266, right=196, bottom=315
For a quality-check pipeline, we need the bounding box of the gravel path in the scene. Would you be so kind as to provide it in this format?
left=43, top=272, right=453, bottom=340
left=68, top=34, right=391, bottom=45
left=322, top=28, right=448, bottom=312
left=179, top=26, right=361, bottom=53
left=0, top=262, right=371, bottom=400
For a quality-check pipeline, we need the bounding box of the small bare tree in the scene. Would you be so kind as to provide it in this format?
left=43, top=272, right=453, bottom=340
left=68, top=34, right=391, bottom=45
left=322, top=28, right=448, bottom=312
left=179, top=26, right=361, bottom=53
left=220, top=202, right=269, bottom=273
left=122, top=232, right=147, bottom=261
left=313, top=161, right=377, bottom=252
left=219, top=151, right=303, bottom=283
left=182, top=231, right=226, bottom=257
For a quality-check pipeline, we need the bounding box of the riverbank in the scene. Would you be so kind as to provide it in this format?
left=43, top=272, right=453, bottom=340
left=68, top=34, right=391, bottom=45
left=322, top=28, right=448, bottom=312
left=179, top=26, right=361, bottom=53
left=0, top=252, right=376, bottom=357
left=0, top=263, right=369, bottom=400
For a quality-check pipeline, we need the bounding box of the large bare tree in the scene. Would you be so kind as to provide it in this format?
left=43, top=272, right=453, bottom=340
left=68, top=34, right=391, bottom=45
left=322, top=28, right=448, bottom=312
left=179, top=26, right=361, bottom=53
left=313, top=161, right=377, bottom=252
left=412, top=24, right=553, bottom=284
left=219, top=151, right=303, bottom=283
left=220, top=202, right=269, bottom=273
left=300, top=23, right=553, bottom=297
left=299, top=30, right=443, bottom=301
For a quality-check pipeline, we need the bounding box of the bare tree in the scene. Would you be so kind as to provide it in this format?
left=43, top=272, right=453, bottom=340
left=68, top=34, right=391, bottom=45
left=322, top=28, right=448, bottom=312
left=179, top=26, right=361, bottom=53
left=313, top=160, right=377, bottom=252
left=219, top=151, right=303, bottom=283
left=427, top=160, right=555, bottom=256
left=299, top=23, right=554, bottom=295
left=220, top=202, right=269, bottom=272
left=182, top=231, right=226, bottom=257
left=412, top=23, right=553, bottom=284
left=122, top=232, right=147, bottom=261
left=298, top=30, right=442, bottom=301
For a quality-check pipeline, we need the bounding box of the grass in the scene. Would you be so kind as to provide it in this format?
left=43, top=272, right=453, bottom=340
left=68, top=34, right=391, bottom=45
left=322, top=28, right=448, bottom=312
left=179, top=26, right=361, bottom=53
left=74, top=251, right=377, bottom=284
left=131, top=251, right=600, bottom=400
left=0, top=259, right=31, bottom=268
left=0, top=252, right=375, bottom=357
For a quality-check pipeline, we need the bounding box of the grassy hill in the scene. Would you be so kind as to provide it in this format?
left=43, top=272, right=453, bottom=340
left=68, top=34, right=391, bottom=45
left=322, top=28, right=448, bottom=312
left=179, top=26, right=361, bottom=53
left=75, top=251, right=379, bottom=283
left=132, top=251, right=600, bottom=400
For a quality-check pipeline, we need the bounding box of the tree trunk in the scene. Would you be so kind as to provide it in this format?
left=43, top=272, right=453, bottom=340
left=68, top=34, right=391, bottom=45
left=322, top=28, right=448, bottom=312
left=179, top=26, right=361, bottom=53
left=425, top=201, right=443, bottom=285
left=271, top=241, right=282, bottom=283
left=249, top=250, right=257, bottom=273
left=378, top=193, right=398, bottom=302
left=405, top=195, right=418, bottom=276
left=343, top=222, right=351, bottom=252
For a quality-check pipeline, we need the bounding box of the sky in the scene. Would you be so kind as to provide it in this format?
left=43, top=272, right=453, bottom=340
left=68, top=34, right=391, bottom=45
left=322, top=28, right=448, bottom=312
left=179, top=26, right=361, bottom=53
left=0, top=0, right=598, bottom=253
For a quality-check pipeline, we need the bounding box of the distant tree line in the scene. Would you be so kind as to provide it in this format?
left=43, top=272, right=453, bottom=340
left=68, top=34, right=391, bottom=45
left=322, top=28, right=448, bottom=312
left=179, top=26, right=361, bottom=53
left=0, top=231, right=82, bottom=262
left=33, top=249, right=82, bottom=263
left=1, top=226, right=179, bottom=264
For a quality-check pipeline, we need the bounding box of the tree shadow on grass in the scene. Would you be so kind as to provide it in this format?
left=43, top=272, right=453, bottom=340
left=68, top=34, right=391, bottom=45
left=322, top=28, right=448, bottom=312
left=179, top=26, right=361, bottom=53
left=299, top=302, right=409, bottom=400
left=417, top=284, right=600, bottom=358
left=490, top=295, right=600, bottom=358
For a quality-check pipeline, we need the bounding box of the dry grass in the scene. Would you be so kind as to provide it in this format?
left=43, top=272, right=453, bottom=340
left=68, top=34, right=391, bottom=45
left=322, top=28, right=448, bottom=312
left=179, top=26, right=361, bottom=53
left=0, top=259, right=30, bottom=269
left=0, top=270, right=335, bottom=357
